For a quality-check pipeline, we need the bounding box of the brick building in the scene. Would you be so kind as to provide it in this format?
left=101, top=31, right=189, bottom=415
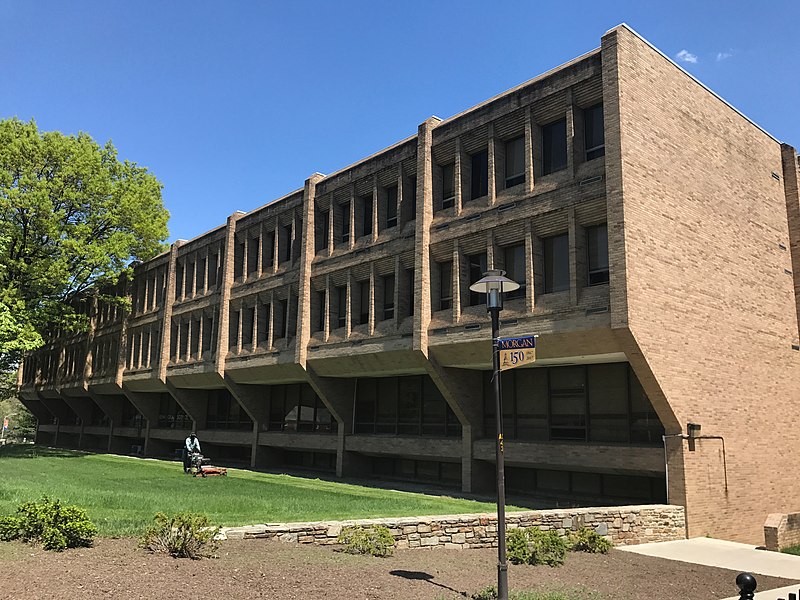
left=17, top=24, right=800, bottom=544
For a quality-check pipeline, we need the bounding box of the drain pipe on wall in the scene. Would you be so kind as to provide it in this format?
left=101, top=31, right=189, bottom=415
left=662, top=423, right=730, bottom=504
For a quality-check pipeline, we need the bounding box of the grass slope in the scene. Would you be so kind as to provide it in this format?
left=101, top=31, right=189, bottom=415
left=0, top=445, right=518, bottom=537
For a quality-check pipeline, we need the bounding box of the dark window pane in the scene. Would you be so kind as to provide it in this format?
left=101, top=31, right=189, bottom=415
left=470, top=149, right=488, bottom=200
left=542, top=118, right=567, bottom=175
left=441, top=164, right=455, bottom=209
left=316, top=210, right=329, bottom=253
left=383, top=275, right=395, bottom=321
left=629, top=368, right=664, bottom=444
left=549, top=366, right=586, bottom=441
left=315, top=291, right=325, bottom=332
left=588, top=363, right=628, bottom=443
left=248, top=237, right=259, bottom=276
left=505, top=136, right=525, bottom=188
left=276, top=299, right=287, bottom=339
left=504, top=244, right=526, bottom=300
left=468, top=253, right=488, bottom=306
left=398, top=376, right=421, bottom=435
left=359, top=280, right=370, bottom=325
left=341, top=203, right=350, bottom=243
left=587, top=224, right=610, bottom=285
left=385, top=186, right=398, bottom=229
left=336, top=286, right=347, bottom=328
left=262, top=232, right=274, bottom=270
left=258, top=303, right=270, bottom=344
left=584, top=103, right=605, bottom=161
left=544, top=234, right=569, bottom=293
left=515, top=369, right=548, bottom=440
left=362, top=195, right=373, bottom=237
left=439, top=261, right=452, bottom=310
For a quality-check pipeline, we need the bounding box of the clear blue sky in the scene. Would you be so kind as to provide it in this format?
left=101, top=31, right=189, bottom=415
left=3, top=0, right=798, bottom=243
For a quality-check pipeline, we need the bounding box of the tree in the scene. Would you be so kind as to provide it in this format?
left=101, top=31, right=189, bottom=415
left=0, top=118, right=170, bottom=371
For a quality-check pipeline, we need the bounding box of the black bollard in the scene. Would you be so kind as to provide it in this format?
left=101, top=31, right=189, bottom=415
left=736, top=573, right=757, bottom=600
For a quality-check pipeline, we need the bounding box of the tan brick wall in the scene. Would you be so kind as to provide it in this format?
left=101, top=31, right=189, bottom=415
left=604, top=25, right=800, bottom=543
left=764, top=512, right=800, bottom=551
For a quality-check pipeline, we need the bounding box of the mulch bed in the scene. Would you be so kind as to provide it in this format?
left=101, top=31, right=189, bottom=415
left=0, top=537, right=795, bottom=599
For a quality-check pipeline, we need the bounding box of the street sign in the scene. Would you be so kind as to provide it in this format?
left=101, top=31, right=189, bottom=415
left=498, top=336, right=536, bottom=371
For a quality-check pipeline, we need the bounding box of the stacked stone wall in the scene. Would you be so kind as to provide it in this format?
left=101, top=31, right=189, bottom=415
left=219, top=504, right=685, bottom=550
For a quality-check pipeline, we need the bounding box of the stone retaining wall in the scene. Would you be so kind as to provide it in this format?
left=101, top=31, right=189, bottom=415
left=218, top=504, right=686, bottom=550
left=764, top=512, right=800, bottom=551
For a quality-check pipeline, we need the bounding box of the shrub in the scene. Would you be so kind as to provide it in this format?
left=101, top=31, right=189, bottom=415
left=0, top=516, right=21, bottom=541
left=337, top=524, right=395, bottom=557
left=469, top=587, right=599, bottom=600
left=567, top=527, right=612, bottom=554
left=0, top=496, right=97, bottom=551
left=506, top=527, right=567, bottom=567
left=139, top=511, right=219, bottom=559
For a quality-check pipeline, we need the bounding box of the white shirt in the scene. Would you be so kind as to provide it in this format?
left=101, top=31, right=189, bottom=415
left=185, top=436, right=201, bottom=453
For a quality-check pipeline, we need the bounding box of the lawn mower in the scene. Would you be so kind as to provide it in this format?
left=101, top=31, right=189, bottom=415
left=188, top=451, right=227, bottom=477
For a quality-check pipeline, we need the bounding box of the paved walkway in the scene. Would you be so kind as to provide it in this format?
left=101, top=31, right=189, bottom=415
left=620, top=538, right=800, bottom=599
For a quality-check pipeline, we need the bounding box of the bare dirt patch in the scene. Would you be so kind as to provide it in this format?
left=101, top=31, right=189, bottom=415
left=0, top=537, right=795, bottom=599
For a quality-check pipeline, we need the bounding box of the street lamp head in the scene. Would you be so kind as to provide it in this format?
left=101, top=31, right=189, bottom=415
left=469, top=270, right=520, bottom=311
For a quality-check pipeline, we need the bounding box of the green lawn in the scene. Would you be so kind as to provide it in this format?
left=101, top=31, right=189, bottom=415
left=0, top=445, right=520, bottom=537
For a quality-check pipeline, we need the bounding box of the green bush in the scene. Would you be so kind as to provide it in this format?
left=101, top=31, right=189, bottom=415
left=0, top=497, right=97, bottom=551
left=337, top=524, right=395, bottom=557
left=139, top=511, right=219, bottom=559
left=567, top=527, right=612, bottom=554
left=0, top=516, right=21, bottom=541
left=467, top=587, right=599, bottom=600
left=507, top=527, right=567, bottom=567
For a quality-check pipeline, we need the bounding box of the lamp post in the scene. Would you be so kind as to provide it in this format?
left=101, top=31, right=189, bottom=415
left=469, top=269, right=520, bottom=600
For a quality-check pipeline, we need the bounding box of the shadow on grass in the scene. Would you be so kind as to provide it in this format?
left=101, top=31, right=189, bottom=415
left=0, top=444, right=85, bottom=460
left=390, top=570, right=468, bottom=597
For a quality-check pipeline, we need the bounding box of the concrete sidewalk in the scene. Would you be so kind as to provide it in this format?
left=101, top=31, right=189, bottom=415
left=620, top=537, right=800, bottom=599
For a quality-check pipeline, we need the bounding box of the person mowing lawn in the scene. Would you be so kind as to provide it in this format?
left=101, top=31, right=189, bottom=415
left=183, top=432, right=201, bottom=474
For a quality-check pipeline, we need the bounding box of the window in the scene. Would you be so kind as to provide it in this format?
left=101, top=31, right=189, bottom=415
left=185, top=262, right=194, bottom=297
left=406, top=268, right=415, bottom=317
left=242, top=306, right=255, bottom=346
left=189, top=319, right=199, bottom=357
left=208, top=253, right=218, bottom=287
left=229, top=310, right=240, bottom=350
left=408, top=176, right=417, bottom=221
left=234, top=242, right=245, bottom=279
left=382, top=275, right=395, bottom=321
left=276, top=299, right=287, bottom=339
left=262, top=232, right=274, bottom=270
left=341, top=202, right=350, bottom=243
left=283, top=225, right=293, bottom=263
left=358, top=280, right=370, bottom=325
left=439, top=261, right=452, bottom=310
left=503, top=244, right=526, bottom=300
left=584, top=103, right=605, bottom=161
left=441, top=164, right=455, bottom=209
left=469, top=149, right=489, bottom=200
left=468, top=253, right=487, bottom=306
left=542, top=118, right=567, bottom=175
left=315, top=291, right=326, bottom=332
left=505, top=136, right=525, bottom=188
left=385, top=186, right=398, bottom=229
left=549, top=366, right=586, bottom=441
left=587, top=224, right=609, bottom=285
left=247, top=237, right=259, bottom=276
left=203, top=316, right=214, bottom=352
left=543, top=233, right=569, bottom=293
left=316, top=210, right=329, bottom=253
left=175, top=263, right=184, bottom=299
left=336, top=286, right=347, bottom=329
left=362, top=194, right=373, bottom=237
left=197, top=257, right=206, bottom=292
left=257, top=303, right=270, bottom=344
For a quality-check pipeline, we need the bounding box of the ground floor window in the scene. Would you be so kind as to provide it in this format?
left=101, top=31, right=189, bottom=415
left=505, top=466, right=666, bottom=504
left=483, top=363, right=663, bottom=444
left=283, top=450, right=336, bottom=472
left=370, top=457, right=461, bottom=486
left=267, top=383, right=337, bottom=434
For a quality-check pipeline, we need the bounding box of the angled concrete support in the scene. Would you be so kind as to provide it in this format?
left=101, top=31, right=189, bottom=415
left=165, top=380, right=208, bottom=431
left=17, top=394, right=54, bottom=424
left=305, top=365, right=366, bottom=478
left=424, top=353, right=492, bottom=493
left=222, top=375, right=269, bottom=468
left=121, top=385, right=161, bottom=455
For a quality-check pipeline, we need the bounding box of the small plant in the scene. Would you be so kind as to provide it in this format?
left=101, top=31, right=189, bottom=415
left=469, top=587, right=599, bottom=600
left=139, top=511, right=219, bottom=559
left=507, top=527, right=567, bottom=567
left=472, top=586, right=498, bottom=600
left=781, top=544, right=800, bottom=556
left=337, top=524, right=395, bottom=557
left=0, top=496, right=97, bottom=551
left=567, top=526, right=612, bottom=554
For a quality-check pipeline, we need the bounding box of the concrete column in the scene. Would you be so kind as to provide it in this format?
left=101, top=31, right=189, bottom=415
left=452, top=242, right=461, bottom=322
left=345, top=270, right=353, bottom=338
left=566, top=88, right=575, bottom=179
left=368, top=263, right=376, bottom=336
left=568, top=207, right=579, bottom=305
left=371, top=175, right=379, bottom=243
left=525, top=222, right=535, bottom=312
left=305, top=365, right=366, bottom=478
left=525, top=106, right=535, bottom=194
left=164, top=380, right=207, bottom=431
left=215, top=212, right=243, bottom=374
left=454, top=137, right=464, bottom=216
left=323, top=276, right=331, bottom=343
left=487, top=122, right=497, bottom=205
left=296, top=173, right=324, bottom=368
left=413, top=117, right=441, bottom=355
left=423, top=355, right=491, bottom=494
left=158, top=241, right=183, bottom=381
left=267, top=292, right=275, bottom=349
left=347, top=184, right=356, bottom=251
left=327, top=193, right=335, bottom=257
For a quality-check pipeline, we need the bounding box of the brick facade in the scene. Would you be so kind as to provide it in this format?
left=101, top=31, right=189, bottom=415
left=19, top=25, right=799, bottom=544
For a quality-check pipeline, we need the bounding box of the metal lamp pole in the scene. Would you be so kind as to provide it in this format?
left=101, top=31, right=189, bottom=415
left=470, top=270, right=520, bottom=600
